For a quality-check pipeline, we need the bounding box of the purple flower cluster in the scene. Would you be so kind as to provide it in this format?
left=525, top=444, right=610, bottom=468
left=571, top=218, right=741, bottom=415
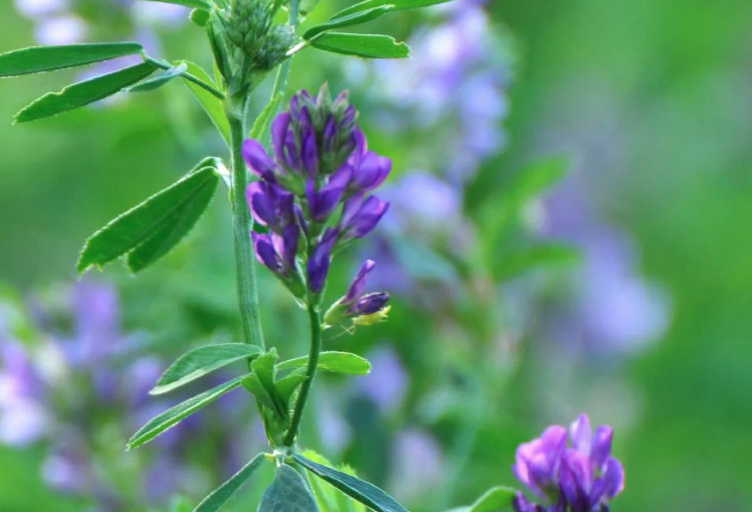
left=244, top=87, right=391, bottom=305
left=513, top=414, right=624, bottom=512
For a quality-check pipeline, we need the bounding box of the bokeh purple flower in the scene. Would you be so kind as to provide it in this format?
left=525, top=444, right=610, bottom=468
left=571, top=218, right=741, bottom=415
left=513, top=414, right=625, bottom=512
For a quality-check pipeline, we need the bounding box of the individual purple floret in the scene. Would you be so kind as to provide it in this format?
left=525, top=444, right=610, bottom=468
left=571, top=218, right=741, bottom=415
left=323, top=260, right=390, bottom=325
left=512, top=414, right=624, bottom=512
left=244, top=86, right=392, bottom=300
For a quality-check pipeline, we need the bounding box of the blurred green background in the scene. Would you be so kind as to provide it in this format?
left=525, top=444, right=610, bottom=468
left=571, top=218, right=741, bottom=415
left=1, top=0, right=751, bottom=511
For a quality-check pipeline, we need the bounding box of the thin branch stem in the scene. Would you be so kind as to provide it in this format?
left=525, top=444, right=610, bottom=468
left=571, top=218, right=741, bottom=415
left=143, top=55, right=226, bottom=100
left=284, top=303, right=322, bottom=446
left=228, top=102, right=265, bottom=349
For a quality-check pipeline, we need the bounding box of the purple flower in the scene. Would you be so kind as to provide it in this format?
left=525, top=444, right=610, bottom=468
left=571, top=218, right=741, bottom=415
left=324, top=260, right=390, bottom=324
left=307, top=228, right=339, bottom=294
left=345, top=129, right=392, bottom=195
left=246, top=180, right=295, bottom=232
left=339, top=194, right=390, bottom=242
left=252, top=226, right=300, bottom=278
left=512, top=414, right=624, bottom=512
left=306, top=166, right=351, bottom=222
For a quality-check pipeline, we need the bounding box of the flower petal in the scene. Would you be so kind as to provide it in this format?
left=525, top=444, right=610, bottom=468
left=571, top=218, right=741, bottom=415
left=242, top=139, right=276, bottom=181
left=569, top=414, right=592, bottom=455
left=590, top=425, right=613, bottom=469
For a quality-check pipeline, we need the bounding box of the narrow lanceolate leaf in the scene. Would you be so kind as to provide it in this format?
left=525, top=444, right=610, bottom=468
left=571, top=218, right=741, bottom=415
left=128, top=62, right=188, bottom=92
left=125, top=169, right=218, bottom=272
left=77, top=166, right=218, bottom=274
left=333, top=0, right=449, bottom=18
left=127, top=376, right=243, bottom=450
left=295, top=455, right=409, bottom=512
left=136, top=0, right=211, bottom=9
left=466, top=487, right=517, bottom=512
left=0, top=42, right=143, bottom=77
left=14, top=61, right=157, bottom=123
left=193, top=453, right=266, bottom=512
left=303, top=6, right=394, bottom=40
left=259, top=465, right=320, bottom=512
left=151, top=343, right=262, bottom=395
left=310, top=33, right=409, bottom=59
left=276, top=352, right=371, bottom=375
left=180, top=60, right=230, bottom=145
left=250, top=93, right=283, bottom=141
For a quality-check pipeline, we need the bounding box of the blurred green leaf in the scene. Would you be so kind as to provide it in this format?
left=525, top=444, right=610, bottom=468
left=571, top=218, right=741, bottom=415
left=136, top=0, right=211, bottom=9
left=180, top=60, right=230, bottom=145
left=151, top=343, right=262, bottom=395
left=259, top=465, right=320, bottom=512
left=310, top=33, right=410, bottom=59
left=14, top=62, right=157, bottom=123
left=0, top=42, right=143, bottom=77
left=193, top=453, right=266, bottom=512
left=127, top=376, right=244, bottom=450
left=276, top=352, right=371, bottom=375
left=294, top=455, right=409, bottom=512
left=493, top=243, right=580, bottom=281
left=301, top=451, right=367, bottom=512
left=334, top=0, right=450, bottom=17
left=190, top=8, right=211, bottom=26
left=466, top=486, right=517, bottom=512
left=390, top=236, right=458, bottom=282
left=77, top=166, right=219, bottom=274
left=303, top=6, right=394, bottom=40
left=250, top=93, right=284, bottom=140
left=128, top=62, right=188, bottom=92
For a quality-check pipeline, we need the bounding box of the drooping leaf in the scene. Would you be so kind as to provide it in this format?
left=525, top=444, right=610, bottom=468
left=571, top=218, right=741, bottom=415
left=151, top=343, right=262, bottom=395
left=193, top=453, right=267, bottom=512
left=77, top=166, right=219, bottom=274
left=259, top=465, right=320, bottom=512
left=128, top=62, right=188, bottom=92
left=466, top=487, right=518, bottom=512
left=14, top=61, right=157, bottom=123
left=241, top=373, right=278, bottom=411
left=310, top=33, right=410, bottom=59
left=125, top=170, right=218, bottom=272
left=180, top=60, right=230, bottom=145
left=0, top=42, right=143, bottom=77
left=136, top=0, right=211, bottom=9
left=295, top=455, right=409, bottom=512
left=276, top=352, right=371, bottom=375
left=303, top=6, right=394, bottom=40
left=333, top=0, right=450, bottom=18
left=492, top=243, right=580, bottom=282
left=127, top=376, right=244, bottom=450
left=249, top=93, right=284, bottom=140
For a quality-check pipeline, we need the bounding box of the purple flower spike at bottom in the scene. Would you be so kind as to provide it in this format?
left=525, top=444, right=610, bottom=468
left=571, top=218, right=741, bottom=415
left=512, top=414, right=624, bottom=512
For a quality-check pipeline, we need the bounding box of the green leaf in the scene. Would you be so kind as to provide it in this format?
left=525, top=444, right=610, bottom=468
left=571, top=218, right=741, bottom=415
left=241, top=374, right=278, bottom=411
left=276, top=352, right=371, bottom=375
left=301, top=451, right=367, bottom=512
left=14, top=61, right=157, bottom=123
left=303, top=6, right=394, bottom=40
left=492, top=244, right=580, bottom=282
left=0, top=42, right=143, bottom=78
left=151, top=343, right=262, bottom=395
left=193, top=453, right=266, bottom=512
left=334, top=0, right=450, bottom=18
left=251, top=349, right=287, bottom=416
left=77, top=166, right=219, bottom=274
left=127, top=376, right=243, bottom=450
left=294, top=455, right=409, bottom=512
left=128, top=62, right=188, bottom=92
left=190, top=8, right=211, bottom=27
left=466, top=487, right=518, bottom=512
left=275, top=369, right=307, bottom=410
left=136, top=0, right=211, bottom=9
left=180, top=60, right=230, bottom=145
left=249, top=93, right=284, bottom=140
left=310, top=33, right=410, bottom=59
left=389, top=236, right=458, bottom=282
left=125, top=169, right=218, bottom=272
left=259, top=465, right=320, bottom=512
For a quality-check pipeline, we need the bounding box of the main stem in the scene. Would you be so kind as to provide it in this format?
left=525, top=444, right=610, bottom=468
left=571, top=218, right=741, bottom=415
left=229, top=99, right=264, bottom=349
left=284, top=304, right=322, bottom=446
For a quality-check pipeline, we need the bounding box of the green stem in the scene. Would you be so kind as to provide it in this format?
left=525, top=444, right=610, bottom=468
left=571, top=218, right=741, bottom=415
left=284, top=303, right=322, bottom=446
left=228, top=102, right=265, bottom=349
left=144, top=55, right=225, bottom=99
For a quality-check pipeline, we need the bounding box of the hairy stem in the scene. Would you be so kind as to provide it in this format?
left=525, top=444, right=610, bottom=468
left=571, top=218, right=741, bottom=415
left=229, top=101, right=265, bottom=349
left=284, top=303, right=322, bottom=446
